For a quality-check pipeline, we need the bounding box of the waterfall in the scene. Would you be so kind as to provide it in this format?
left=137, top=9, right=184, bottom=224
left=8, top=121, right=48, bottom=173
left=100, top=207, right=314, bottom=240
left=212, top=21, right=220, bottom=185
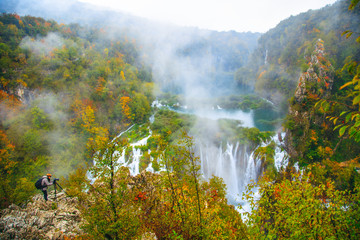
left=198, top=133, right=287, bottom=204
left=198, top=142, right=260, bottom=203
left=274, top=132, right=287, bottom=171
left=124, top=130, right=153, bottom=176
left=87, top=126, right=154, bottom=184
left=264, top=49, right=268, bottom=65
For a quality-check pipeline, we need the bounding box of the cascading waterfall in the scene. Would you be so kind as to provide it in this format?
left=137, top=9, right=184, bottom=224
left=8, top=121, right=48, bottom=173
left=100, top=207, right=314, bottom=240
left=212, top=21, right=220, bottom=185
left=114, top=114, right=157, bottom=175
left=198, top=133, right=287, bottom=204
left=127, top=132, right=153, bottom=175
left=88, top=126, right=154, bottom=184
left=116, top=129, right=153, bottom=176
left=228, top=143, right=240, bottom=198
left=198, top=141, right=261, bottom=203
left=274, top=132, right=287, bottom=171
left=264, top=49, right=268, bottom=65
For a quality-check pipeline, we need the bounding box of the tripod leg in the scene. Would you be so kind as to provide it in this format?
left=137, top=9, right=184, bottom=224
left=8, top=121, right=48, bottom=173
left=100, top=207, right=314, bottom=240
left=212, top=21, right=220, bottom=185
left=54, top=182, right=57, bottom=201
left=56, top=183, right=69, bottom=196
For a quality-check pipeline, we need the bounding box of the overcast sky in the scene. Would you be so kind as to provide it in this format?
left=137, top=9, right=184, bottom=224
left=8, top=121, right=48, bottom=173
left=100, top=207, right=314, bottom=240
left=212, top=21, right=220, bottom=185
left=79, top=0, right=338, bottom=32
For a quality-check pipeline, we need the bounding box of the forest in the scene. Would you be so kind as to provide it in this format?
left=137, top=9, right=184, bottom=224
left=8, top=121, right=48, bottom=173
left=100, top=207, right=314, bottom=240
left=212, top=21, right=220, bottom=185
left=0, top=0, right=360, bottom=239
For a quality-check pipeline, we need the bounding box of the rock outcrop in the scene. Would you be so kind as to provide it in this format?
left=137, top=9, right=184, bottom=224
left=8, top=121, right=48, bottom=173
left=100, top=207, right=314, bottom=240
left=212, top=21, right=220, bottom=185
left=294, top=39, right=334, bottom=102
left=0, top=191, right=83, bottom=240
left=284, top=39, right=334, bottom=160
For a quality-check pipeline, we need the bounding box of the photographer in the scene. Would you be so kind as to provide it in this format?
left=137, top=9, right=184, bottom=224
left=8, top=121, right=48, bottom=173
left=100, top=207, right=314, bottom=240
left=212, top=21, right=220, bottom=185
left=40, top=174, right=59, bottom=201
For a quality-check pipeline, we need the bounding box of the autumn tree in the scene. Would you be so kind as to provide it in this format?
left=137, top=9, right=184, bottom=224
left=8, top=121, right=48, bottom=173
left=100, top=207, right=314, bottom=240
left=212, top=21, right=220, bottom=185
left=129, top=92, right=151, bottom=123
left=0, top=130, right=16, bottom=208
left=137, top=131, right=248, bottom=239
left=244, top=171, right=360, bottom=239
left=315, top=0, right=360, bottom=165
left=79, top=133, right=144, bottom=239
left=119, top=96, right=132, bottom=123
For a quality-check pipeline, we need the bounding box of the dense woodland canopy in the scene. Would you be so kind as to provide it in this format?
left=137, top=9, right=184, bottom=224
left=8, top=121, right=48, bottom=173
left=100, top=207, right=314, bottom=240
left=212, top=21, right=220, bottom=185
left=0, top=0, right=360, bottom=239
left=0, top=12, right=154, bottom=206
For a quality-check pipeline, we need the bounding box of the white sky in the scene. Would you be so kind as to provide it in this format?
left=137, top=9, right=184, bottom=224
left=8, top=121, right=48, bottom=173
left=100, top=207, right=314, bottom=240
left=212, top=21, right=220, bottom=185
left=79, top=0, right=338, bottom=32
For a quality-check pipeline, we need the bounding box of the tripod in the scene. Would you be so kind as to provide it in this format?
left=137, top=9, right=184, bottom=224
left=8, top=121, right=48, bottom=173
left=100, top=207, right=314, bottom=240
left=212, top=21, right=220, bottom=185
left=54, top=180, right=69, bottom=201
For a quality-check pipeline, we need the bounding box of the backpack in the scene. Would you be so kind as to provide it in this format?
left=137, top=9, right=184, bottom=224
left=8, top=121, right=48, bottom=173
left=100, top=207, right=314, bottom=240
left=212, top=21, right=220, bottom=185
left=35, top=177, right=45, bottom=189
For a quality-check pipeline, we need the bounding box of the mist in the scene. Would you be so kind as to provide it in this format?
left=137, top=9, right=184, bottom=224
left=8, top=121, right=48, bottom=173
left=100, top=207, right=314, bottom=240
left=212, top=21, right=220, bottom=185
left=15, top=1, right=264, bottom=133
left=3, top=0, right=261, bottom=103
left=20, top=33, right=64, bottom=57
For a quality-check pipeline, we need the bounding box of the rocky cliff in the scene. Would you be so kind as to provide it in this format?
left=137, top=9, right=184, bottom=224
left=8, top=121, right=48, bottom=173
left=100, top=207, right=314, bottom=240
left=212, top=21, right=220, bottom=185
left=0, top=191, right=83, bottom=239
left=284, top=39, right=334, bottom=160
left=293, top=39, right=334, bottom=102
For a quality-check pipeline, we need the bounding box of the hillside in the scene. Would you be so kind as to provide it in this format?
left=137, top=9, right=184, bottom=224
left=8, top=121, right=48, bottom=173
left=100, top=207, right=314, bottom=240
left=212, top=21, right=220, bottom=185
left=0, top=0, right=261, bottom=94
left=236, top=0, right=360, bottom=108
left=0, top=0, right=360, bottom=239
left=0, top=12, right=154, bottom=209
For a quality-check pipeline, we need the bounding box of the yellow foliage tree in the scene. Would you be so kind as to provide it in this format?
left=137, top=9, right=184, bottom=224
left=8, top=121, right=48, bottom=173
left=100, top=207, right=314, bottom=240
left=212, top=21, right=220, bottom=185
left=80, top=105, right=108, bottom=153
left=120, top=70, right=125, bottom=81
left=119, top=96, right=132, bottom=122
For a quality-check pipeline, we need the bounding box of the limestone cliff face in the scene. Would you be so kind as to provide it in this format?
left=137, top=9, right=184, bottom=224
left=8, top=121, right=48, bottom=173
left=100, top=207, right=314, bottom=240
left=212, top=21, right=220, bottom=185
left=284, top=39, right=334, bottom=160
left=294, top=39, right=334, bottom=102
left=0, top=191, right=83, bottom=240
left=14, top=86, right=36, bottom=104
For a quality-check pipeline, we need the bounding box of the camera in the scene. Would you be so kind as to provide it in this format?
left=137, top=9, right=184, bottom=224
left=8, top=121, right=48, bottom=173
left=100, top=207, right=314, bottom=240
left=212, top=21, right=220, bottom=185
left=53, top=178, right=60, bottom=183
